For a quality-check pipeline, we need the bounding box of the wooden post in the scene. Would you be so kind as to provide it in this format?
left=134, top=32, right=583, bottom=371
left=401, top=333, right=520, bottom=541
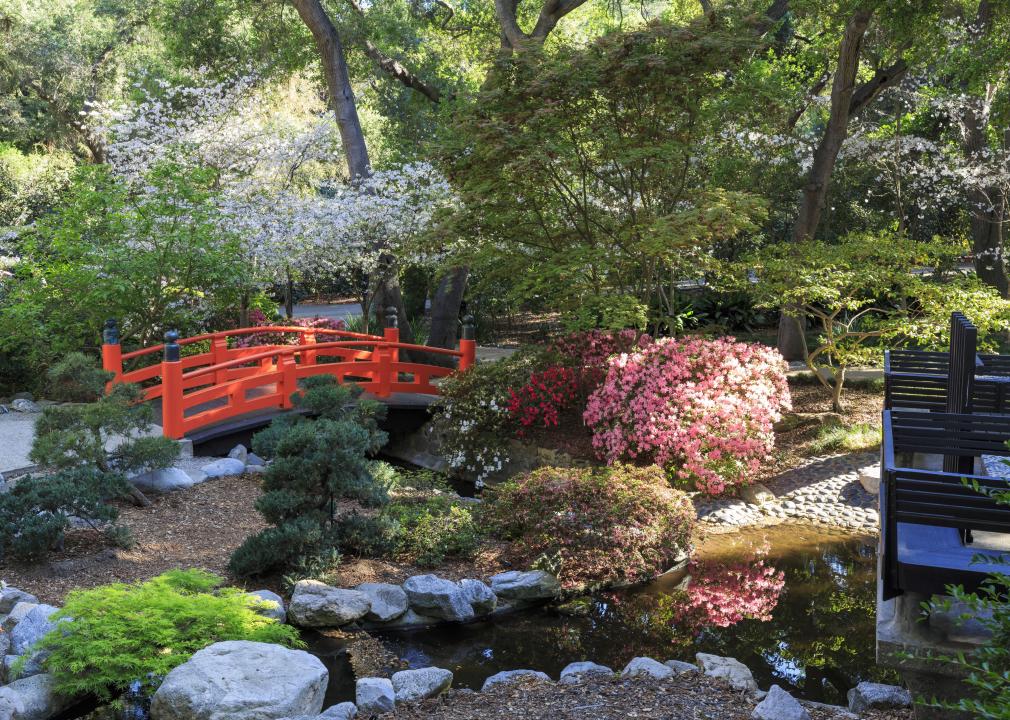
left=161, top=331, right=185, bottom=440
left=101, top=319, right=122, bottom=394
left=211, top=335, right=229, bottom=385
left=459, top=315, right=476, bottom=372
left=280, top=354, right=298, bottom=409
left=301, top=330, right=317, bottom=367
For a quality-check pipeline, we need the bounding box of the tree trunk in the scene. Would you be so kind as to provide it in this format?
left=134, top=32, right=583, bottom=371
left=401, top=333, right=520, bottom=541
left=426, top=266, right=469, bottom=365
left=292, top=0, right=372, bottom=180
left=776, top=311, right=808, bottom=362
left=792, top=9, right=873, bottom=242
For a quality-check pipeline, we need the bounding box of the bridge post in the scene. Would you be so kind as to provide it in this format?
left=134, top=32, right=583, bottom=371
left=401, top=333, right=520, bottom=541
left=101, top=319, right=122, bottom=393
left=459, top=315, right=476, bottom=371
left=384, top=306, right=399, bottom=363
left=161, top=330, right=185, bottom=440
left=211, top=333, right=229, bottom=385
left=300, top=330, right=317, bottom=366
left=280, top=354, right=298, bottom=409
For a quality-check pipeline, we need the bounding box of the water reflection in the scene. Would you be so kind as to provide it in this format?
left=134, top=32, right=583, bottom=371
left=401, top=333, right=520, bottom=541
left=377, top=528, right=895, bottom=705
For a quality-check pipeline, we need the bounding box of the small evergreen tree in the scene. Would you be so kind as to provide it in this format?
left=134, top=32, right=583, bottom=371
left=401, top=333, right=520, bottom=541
left=0, top=354, right=180, bottom=562
left=229, top=376, right=389, bottom=578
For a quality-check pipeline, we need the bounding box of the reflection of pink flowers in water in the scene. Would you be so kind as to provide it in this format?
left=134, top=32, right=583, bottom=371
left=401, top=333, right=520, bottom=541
left=672, top=551, right=785, bottom=632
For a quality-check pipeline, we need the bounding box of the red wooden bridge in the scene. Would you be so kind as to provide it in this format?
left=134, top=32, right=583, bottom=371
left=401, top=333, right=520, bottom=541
left=101, top=312, right=475, bottom=440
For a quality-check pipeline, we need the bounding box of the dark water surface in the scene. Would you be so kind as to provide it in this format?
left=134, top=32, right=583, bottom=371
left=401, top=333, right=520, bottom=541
left=369, top=527, right=892, bottom=706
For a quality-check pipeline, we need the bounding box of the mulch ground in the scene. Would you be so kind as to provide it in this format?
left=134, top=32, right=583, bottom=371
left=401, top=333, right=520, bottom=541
left=0, top=474, right=268, bottom=604
left=388, top=674, right=910, bottom=720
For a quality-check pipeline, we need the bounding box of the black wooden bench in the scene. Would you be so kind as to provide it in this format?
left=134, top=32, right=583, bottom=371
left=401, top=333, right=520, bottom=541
left=881, top=409, right=1010, bottom=599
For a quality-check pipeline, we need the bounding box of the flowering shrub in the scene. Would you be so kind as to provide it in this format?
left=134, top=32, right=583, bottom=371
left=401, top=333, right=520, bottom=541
left=481, top=463, right=695, bottom=590
left=507, top=366, right=581, bottom=437
left=669, top=549, right=785, bottom=632
left=235, top=309, right=346, bottom=348
left=584, top=336, right=790, bottom=495
left=551, top=328, right=651, bottom=372
left=429, top=350, right=551, bottom=486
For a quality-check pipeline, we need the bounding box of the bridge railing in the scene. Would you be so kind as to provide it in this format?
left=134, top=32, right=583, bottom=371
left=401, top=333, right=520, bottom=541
left=102, top=310, right=477, bottom=439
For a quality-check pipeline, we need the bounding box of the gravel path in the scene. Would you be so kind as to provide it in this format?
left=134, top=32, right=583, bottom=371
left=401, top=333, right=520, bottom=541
left=697, top=452, right=880, bottom=533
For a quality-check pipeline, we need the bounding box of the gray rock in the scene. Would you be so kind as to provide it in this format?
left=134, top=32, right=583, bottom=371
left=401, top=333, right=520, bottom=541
left=753, top=685, right=810, bottom=720
left=355, top=678, right=394, bottom=715
left=11, top=605, right=59, bottom=655
left=489, top=570, right=560, bottom=603
left=696, top=653, right=758, bottom=692
left=459, top=579, right=497, bottom=614
left=2, top=603, right=37, bottom=633
left=857, top=465, right=880, bottom=495
left=200, top=458, right=246, bottom=478
left=129, top=467, right=196, bottom=494
left=621, top=657, right=673, bottom=680
left=402, top=575, right=474, bottom=622
left=228, top=444, right=249, bottom=465
left=319, top=703, right=357, bottom=720
left=248, top=590, right=286, bottom=622
left=0, top=588, right=37, bottom=614
left=11, top=392, right=33, bottom=402
left=0, top=673, right=74, bottom=720
left=391, top=667, right=453, bottom=702
left=481, top=670, right=551, bottom=692
left=559, top=662, right=613, bottom=684
left=740, top=483, right=776, bottom=506
left=10, top=399, right=40, bottom=413
left=664, top=659, right=699, bottom=674
left=355, top=583, right=408, bottom=622
left=288, top=581, right=371, bottom=627
left=377, top=608, right=440, bottom=629
left=847, top=682, right=912, bottom=714
left=247, top=453, right=267, bottom=467
left=150, top=641, right=327, bottom=720
left=244, top=464, right=268, bottom=474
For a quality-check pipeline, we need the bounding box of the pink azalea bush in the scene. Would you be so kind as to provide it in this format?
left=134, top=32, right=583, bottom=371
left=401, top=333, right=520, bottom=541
left=550, top=328, right=652, bottom=370
left=583, top=336, right=790, bottom=495
left=481, top=463, right=695, bottom=590
left=236, top=309, right=346, bottom=348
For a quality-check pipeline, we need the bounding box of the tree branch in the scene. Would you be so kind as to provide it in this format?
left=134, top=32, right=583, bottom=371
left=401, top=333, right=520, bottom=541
left=848, top=58, right=908, bottom=116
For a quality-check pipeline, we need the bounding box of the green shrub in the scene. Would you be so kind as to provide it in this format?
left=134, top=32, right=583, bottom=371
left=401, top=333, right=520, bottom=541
left=44, top=352, right=115, bottom=403
left=229, top=377, right=388, bottom=578
left=0, top=466, right=130, bottom=562
left=27, top=569, right=301, bottom=702
left=405, top=503, right=481, bottom=566
left=482, top=463, right=695, bottom=590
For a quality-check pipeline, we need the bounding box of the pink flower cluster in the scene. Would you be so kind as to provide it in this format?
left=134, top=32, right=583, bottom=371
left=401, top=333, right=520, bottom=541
left=551, top=329, right=652, bottom=371
left=236, top=309, right=346, bottom=348
left=671, top=555, right=785, bottom=632
left=583, top=336, right=791, bottom=495
left=507, top=366, right=581, bottom=437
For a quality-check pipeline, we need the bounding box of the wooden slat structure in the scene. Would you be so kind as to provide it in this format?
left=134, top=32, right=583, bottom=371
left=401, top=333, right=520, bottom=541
left=880, top=312, right=1010, bottom=599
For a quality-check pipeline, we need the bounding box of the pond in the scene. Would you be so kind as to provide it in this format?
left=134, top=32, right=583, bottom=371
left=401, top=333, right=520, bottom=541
left=360, top=527, right=892, bottom=707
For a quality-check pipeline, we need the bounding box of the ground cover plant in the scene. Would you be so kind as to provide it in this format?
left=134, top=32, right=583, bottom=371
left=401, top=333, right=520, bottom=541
left=482, top=463, right=695, bottom=590
left=25, top=569, right=300, bottom=703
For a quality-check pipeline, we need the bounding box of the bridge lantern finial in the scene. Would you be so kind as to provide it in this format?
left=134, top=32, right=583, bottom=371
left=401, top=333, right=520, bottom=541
left=103, top=318, right=119, bottom=345
left=462, top=315, right=475, bottom=341
left=385, top=306, right=398, bottom=329
left=164, top=330, right=181, bottom=362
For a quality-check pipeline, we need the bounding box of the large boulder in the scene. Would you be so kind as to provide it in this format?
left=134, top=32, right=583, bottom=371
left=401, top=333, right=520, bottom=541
left=0, top=674, right=75, bottom=720
left=355, top=678, right=394, bottom=715
left=247, top=590, right=286, bottom=623
left=480, top=670, right=551, bottom=692
left=402, top=576, right=474, bottom=623
left=355, top=583, right=408, bottom=623
left=10, top=605, right=59, bottom=656
left=280, top=702, right=356, bottom=720
left=200, top=458, right=246, bottom=479
left=459, top=580, right=496, bottom=614
left=2, top=604, right=37, bottom=633
left=228, top=445, right=249, bottom=465
left=288, top=581, right=371, bottom=627
left=391, top=667, right=453, bottom=702
left=0, top=588, right=37, bottom=615
left=130, top=467, right=197, bottom=494
left=847, top=682, right=912, bottom=714
left=621, top=657, right=673, bottom=680
left=150, top=641, right=327, bottom=720
left=489, top=571, right=560, bottom=604
left=753, top=685, right=809, bottom=720
left=559, top=662, right=613, bottom=685
left=696, top=653, right=758, bottom=692
left=664, top=660, right=698, bottom=674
